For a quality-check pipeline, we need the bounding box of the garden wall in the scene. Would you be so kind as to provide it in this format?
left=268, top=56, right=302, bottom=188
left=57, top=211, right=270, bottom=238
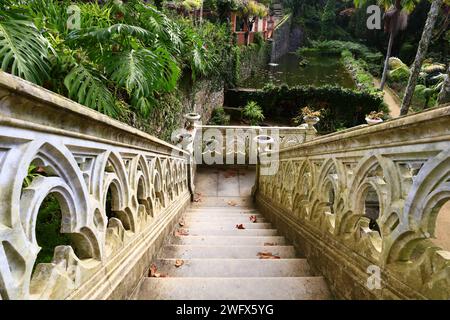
left=270, top=15, right=293, bottom=63
left=233, top=43, right=271, bottom=86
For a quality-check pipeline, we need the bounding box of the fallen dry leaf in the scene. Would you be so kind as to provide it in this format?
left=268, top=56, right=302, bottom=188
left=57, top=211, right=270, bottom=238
left=174, top=228, right=189, bottom=236
left=257, top=252, right=281, bottom=259
left=174, top=259, right=184, bottom=268
left=264, top=242, right=276, bottom=246
left=236, top=224, right=245, bottom=230
left=249, top=215, right=257, bottom=223
left=149, top=264, right=167, bottom=277
left=228, top=201, right=237, bottom=207
left=193, top=193, right=202, bottom=202
left=223, top=169, right=238, bottom=179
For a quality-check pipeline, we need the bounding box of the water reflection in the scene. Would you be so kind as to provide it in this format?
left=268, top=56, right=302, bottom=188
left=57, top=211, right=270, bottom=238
left=241, top=52, right=356, bottom=89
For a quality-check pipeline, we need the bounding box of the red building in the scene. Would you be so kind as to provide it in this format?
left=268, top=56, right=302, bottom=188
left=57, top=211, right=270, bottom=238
left=230, top=12, right=275, bottom=46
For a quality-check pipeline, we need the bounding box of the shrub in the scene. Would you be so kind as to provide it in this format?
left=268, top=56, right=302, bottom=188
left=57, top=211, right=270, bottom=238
left=242, top=101, right=265, bottom=125
left=389, top=66, right=411, bottom=84
left=224, top=84, right=386, bottom=134
left=209, top=107, right=231, bottom=125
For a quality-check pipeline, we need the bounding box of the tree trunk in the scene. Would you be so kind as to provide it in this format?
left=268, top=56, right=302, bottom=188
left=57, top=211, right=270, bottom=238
left=438, top=66, right=450, bottom=105
left=199, top=0, right=204, bottom=25
left=400, top=0, right=443, bottom=116
left=379, top=31, right=395, bottom=90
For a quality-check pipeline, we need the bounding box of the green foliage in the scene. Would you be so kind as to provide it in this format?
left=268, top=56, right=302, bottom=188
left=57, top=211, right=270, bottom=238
left=341, top=50, right=382, bottom=95
left=232, top=42, right=270, bottom=87
left=226, top=84, right=386, bottom=133
left=242, top=100, right=265, bottom=125
left=389, top=65, right=411, bottom=84
left=0, top=0, right=235, bottom=141
left=34, top=195, right=71, bottom=267
left=0, top=9, right=52, bottom=85
left=209, top=107, right=231, bottom=125
left=22, top=164, right=42, bottom=189
left=64, top=63, right=121, bottom=117
left=321, top=0, right=337, bottom=38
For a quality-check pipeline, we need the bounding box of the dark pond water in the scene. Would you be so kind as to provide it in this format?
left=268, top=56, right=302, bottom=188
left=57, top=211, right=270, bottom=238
left=241, top=52, right=356, bottom=89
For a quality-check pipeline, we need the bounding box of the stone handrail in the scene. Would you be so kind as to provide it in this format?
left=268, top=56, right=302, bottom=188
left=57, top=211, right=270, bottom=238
left=254, top=105, right=450, bottom=299
left=196, top=124, right=316, bottom=165
left=0, top=72, right=192, bottom=300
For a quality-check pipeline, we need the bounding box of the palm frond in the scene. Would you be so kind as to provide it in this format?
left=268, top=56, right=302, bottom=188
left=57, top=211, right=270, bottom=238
left=64, top=63, right=120, bottom=117
left=0, top=10, right=52, bottom=84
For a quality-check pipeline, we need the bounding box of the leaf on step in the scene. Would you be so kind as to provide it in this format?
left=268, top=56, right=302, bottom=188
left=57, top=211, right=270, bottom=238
left=148, top=264, right=167, bottom=277
left=264, top=242, right=276, bottom=246
left=236, top=224, right=245, bottom=230
left=249, top=215, right=257, bottom=223
left=174, top=259, right=184, bottom=268
left=174, top=228, right=189, bottom=236
left=227, top=201, right=237, bottom=207
left=223, top=169, right=238, bottom=179
left=257, top=252, right=281, bottom=259
left=193, top=192, right=202, bottom=202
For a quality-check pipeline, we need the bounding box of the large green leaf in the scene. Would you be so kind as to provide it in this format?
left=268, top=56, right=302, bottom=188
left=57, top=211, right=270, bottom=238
left=0, top=10, right=52, bottom=84
left=105, top=48, right=180, bottom=95
left=64, top=63, right=120, bottom=117
left=69, top=23, right=153, bottom=42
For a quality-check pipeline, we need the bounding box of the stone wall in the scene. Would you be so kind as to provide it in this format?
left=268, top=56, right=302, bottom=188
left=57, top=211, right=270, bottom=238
left=255, top=105, right=450, bottom=299
left=0, top=71, right=193, bottom=300
left=270, top=15, right=292, bottom=63
left=234, top=43, right=271, bottom=86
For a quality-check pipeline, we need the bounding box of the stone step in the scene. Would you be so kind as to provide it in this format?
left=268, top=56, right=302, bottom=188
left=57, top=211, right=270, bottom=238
left=170, top=235, right=286, bottom=246
left=186, top=206, right=259, bottom=214
left=191, top=197, right=254, bottom=208
left=183, top=216, right=267, bottom=223
left=158, top=245, right=297, bottom=259
left=183, top=222, right=272, bottom=230
left=186, top=228, right=278, bottom=237
left=136, top=277, right=331, bottom=300
left=184, top=213, right=264, bottom=220
left=153, top=259, right=311, bottom=277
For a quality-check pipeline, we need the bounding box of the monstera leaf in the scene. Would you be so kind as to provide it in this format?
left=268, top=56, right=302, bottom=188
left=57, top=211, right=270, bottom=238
left=0, top=10, right=52, bottom=85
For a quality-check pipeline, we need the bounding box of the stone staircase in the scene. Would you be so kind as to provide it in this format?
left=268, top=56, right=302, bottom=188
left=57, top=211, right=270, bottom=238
left=133, top=167, right=331, bottom=300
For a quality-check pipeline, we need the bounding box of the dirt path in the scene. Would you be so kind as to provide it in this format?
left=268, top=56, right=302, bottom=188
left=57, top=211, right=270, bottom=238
left=373, top=78, right=401, bottom=117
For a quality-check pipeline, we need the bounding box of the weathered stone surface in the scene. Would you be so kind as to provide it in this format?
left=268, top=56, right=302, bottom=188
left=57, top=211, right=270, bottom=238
left=255, top=104, right=450, bottom=299
left=0, top=72, right=193, bottom=300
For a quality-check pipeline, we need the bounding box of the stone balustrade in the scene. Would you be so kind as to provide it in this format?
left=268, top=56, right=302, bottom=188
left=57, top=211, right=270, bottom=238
left=196, top=124, right=315, bottom=166
left=254, top=105, right=450, bottom=299
left=0, top=72, right=193, bottom=300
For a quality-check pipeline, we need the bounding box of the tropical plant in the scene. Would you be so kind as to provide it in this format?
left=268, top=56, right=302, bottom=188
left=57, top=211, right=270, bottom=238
left=209, top=107, right=231, bottom=125
left=0, top=6, right=53, bottom=85
left=0, top=0, right=221, bottom=129
left=354, top=0, right=419, bottom=90
left=242, top=100, right=265, bottom=125
left=400, top=0, right=444, bottom=115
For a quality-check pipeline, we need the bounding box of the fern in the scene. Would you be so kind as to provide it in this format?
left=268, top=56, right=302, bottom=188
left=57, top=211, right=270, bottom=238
left=0, top=10, right=52, bottom=85
left=64, top=63, right=120, bottom=117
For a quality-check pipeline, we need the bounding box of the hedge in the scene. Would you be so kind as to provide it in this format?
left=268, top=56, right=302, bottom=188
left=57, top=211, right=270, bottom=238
left=224, top=84, right=387, bottom=133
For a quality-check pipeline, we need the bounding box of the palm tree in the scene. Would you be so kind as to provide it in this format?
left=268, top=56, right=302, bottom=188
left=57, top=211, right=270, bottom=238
left=400, top=0, right=445, bottom=115
left=354, top=0, right=418, bottom=90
